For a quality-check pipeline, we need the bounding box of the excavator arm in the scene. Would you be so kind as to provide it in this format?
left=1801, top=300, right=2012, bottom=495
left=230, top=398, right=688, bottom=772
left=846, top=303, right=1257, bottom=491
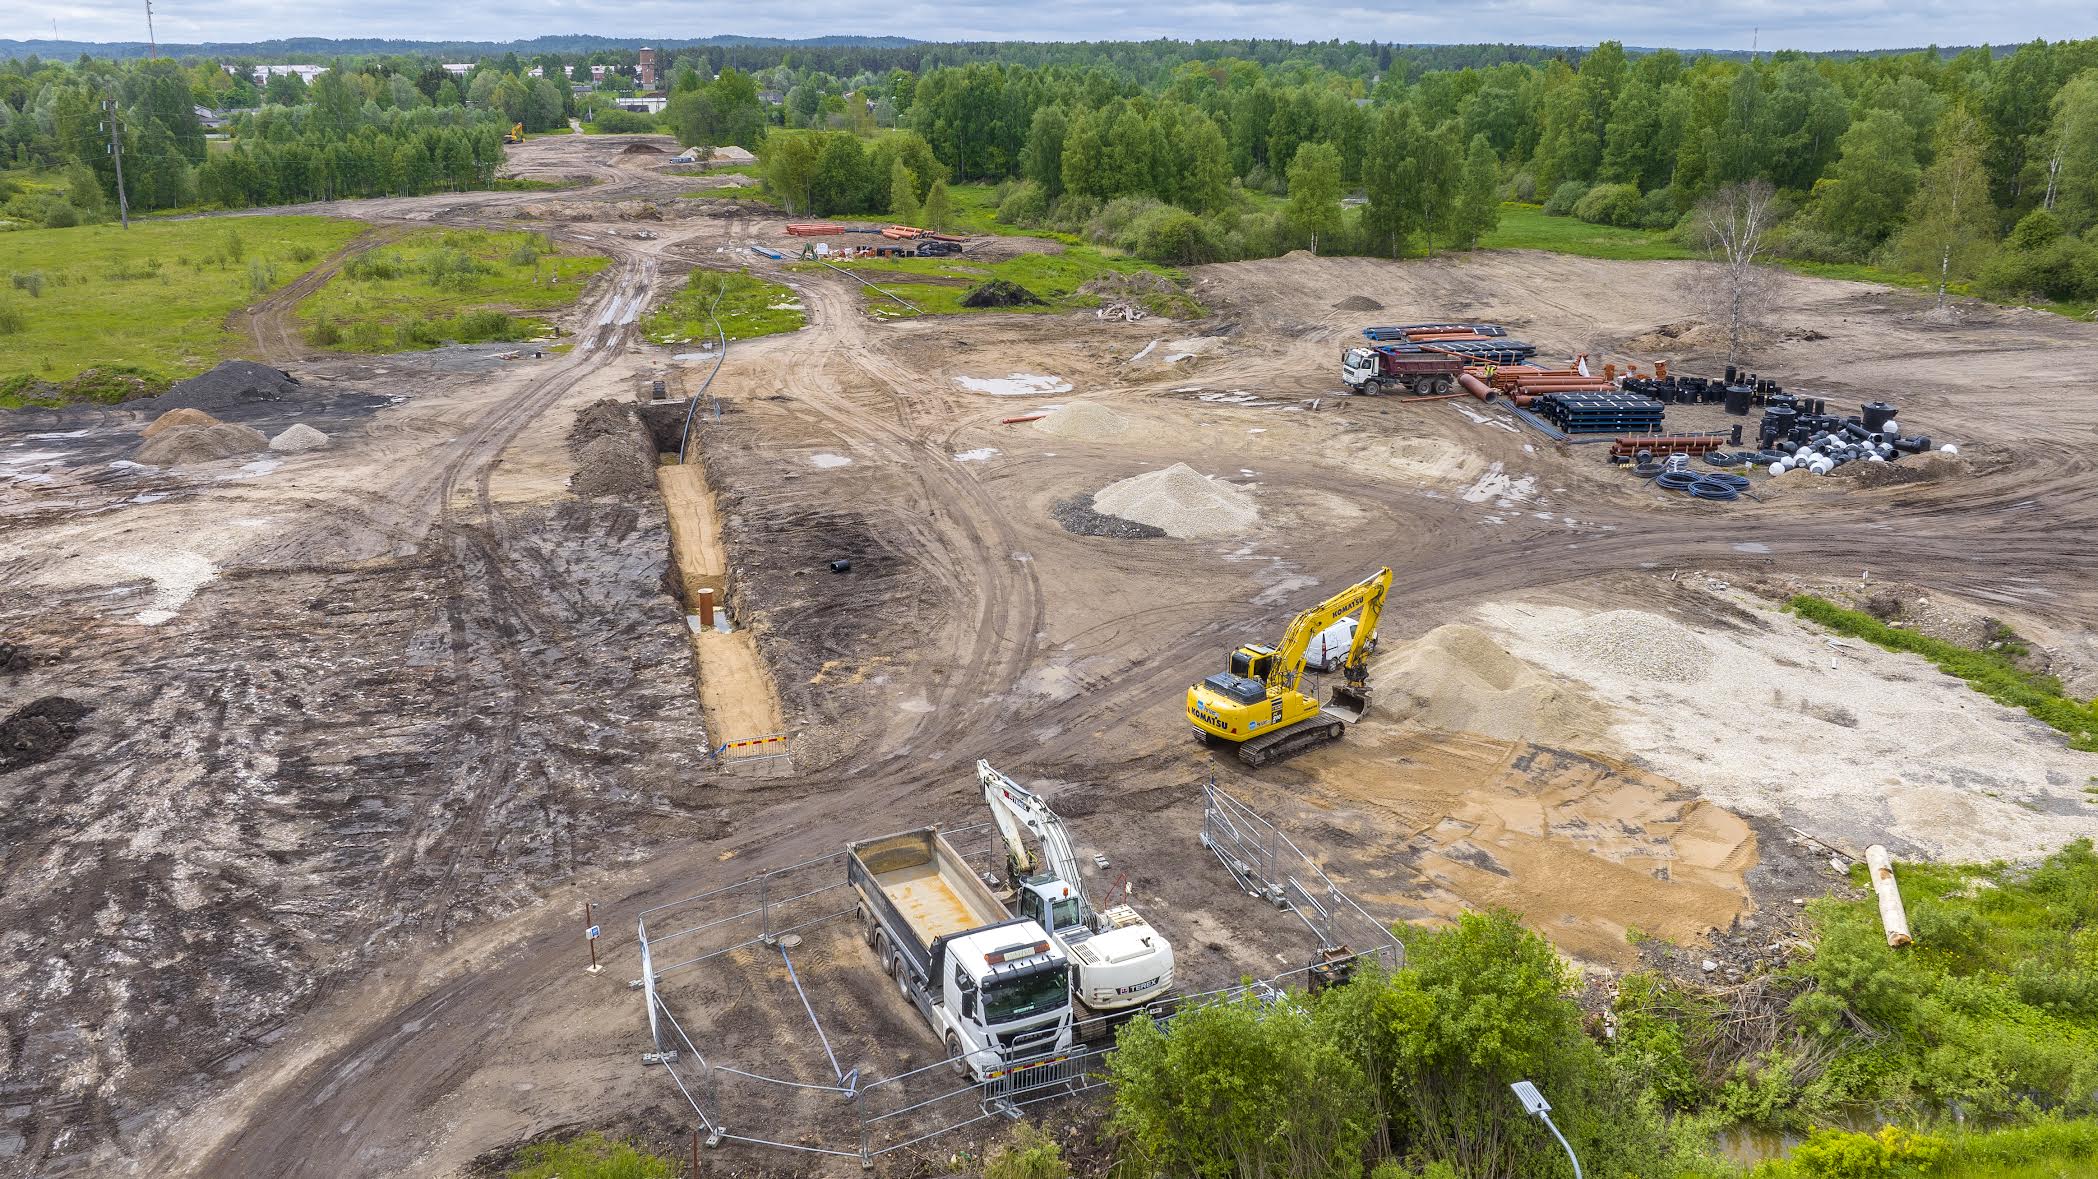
left=978, top=760, right=1091, bottom=919
left=1269, top=567, right=1391, bottom=690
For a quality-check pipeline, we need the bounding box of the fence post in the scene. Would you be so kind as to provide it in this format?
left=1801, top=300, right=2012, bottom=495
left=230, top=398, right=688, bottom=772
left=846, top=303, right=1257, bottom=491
left=759, top=871, right=772, bottom=944
left=857, top=1082, right=873, bottom=1171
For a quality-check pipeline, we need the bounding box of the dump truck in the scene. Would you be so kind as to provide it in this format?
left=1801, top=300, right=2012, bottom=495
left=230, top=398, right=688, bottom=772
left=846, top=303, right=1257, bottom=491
left=849, top=828, right=1075, bottom=1081
left=1340, top=345, right=1465, bottom=396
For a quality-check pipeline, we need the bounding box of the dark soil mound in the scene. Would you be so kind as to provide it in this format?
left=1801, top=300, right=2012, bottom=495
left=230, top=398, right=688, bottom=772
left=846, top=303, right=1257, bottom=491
left=0, top=640, right=32, bottom=675
left=1051, top=494, right=1165, bottom=540
left=568, top=401, right=659, bottom=498
left=1, top=696, right=91, bottom=774
left=137, top=361, right=303, bottom=414
left=961, top=279, right=1045, bottom=308
left=1332, top=294, right=1384, bottom=312
left=620, top=142, right=668, bottom=155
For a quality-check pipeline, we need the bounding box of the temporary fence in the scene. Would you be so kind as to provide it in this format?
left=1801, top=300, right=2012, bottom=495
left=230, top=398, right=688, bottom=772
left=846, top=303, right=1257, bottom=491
left=633, top=794, right=1401, bottom=1167
left=711, top=730, right=794, bottom=776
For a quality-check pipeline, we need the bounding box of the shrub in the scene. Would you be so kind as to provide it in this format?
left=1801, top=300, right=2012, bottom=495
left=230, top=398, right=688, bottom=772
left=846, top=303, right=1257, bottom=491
left=1785, top=1125, right=1944, bottom=1179
left=997, top=179, right=1050, bottom=226
left=0, top=299, right=24, bottom=335
left=420, top=247, right=489, bottom=290
left=307, top=316, right=343, bottom=346
left=9, top=270, right=43, bottom=297
left=1573, top=182, right=1643, bottom=227
left=345, top=250, right=403, bottom=281
left=41, top=202, right=81, bottom=229
left=247, top=259, right=277, bottom=295
left=1129, top=207, right=1221, bottom=265
left=1508, top=169, right=1538, bottom=202
left=1980, top=234, right=2098, bottom=303
left=1543, top=180, right=1589, bottom=216
left=1637, top=187, right=1680, bottom=229
left=1773, top=222, right=1870, bottom=263
left=983, top=1124, right=1069, bottom=1179
left=286, top=244, right=319, bottom=263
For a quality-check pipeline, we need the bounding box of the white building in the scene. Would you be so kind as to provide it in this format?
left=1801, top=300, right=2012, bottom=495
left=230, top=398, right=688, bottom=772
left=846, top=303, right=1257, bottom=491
left=251, top=64, right=328, bottom=85
left=442, top=63, right=474, bottom=78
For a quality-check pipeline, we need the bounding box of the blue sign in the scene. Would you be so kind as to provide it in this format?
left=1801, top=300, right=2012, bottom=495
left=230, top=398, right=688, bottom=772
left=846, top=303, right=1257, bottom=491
left=586, top=925, right=601, bottom=940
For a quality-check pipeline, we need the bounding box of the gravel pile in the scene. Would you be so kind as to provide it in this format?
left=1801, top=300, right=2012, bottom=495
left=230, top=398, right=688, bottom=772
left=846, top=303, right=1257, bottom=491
left=269, top=423, right=331, bottom=453
left=1092, top=463, right=1258, bottom=540
left=1332, top=295, right=1384, bottom=311
left=134, top=422, right=268, bottom=466
left=142, top=407, right=221, bottom=438
left=1368, top=624, right=1596, bottom=745
left=1552, top=609, right=1714, bottom=684
left=1032, top=400, right=1131, bottom=441
left=137, top=361, right=303, bottom=413
left=1051, top=494, right=1166, bottom=539
left=1, top=696, right=91, bottom=773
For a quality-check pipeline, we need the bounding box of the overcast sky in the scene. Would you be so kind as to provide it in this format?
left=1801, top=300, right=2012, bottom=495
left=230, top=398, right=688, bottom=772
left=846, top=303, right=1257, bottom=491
left=35, top=2, right=2098, bottom=53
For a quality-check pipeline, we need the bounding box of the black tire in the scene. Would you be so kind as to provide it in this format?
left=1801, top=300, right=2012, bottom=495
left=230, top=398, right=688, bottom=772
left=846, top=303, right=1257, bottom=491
left=1433, top=376, right=1454, bottom=395
left=862, top=911, right=879, bottom=949
left=946, top=1031, right=968, bottom=1077
left=1413, top=377, right=1435, bottom=397
left=890, top=949, right=910, bottom=995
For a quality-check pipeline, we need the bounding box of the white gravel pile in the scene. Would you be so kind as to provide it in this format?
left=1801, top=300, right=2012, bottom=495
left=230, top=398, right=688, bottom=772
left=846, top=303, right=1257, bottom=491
left=1093, top=463, right=1258, bottom=540
left=1032, top=400, right=1131, bottom=441
left=1552, top=609, right=1714, bottom=684
left=269, top=423, right=331, bottom=453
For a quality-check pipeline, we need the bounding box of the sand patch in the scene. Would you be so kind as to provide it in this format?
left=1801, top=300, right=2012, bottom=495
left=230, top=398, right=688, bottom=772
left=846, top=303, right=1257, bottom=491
left=1031, top=400, right=1133, bottom=442
left=954, top=373, right=1072, bottom=396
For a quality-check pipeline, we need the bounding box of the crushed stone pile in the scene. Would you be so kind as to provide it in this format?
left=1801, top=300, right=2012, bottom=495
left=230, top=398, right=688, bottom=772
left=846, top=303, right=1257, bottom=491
left=1032, top=400, right=1131, bottom=441
left=1091, top=463, right=1258, bottom=540
left=1550, top=610, right=1714, bottom=684
left=1051, top=494, right=1166, bottom=540
left=269, top=423, right=331, bottom=453
left=1, top=696, right=91, bottom=773
left=1369, top=624, right=1599, bottom=744
left=134, top=422, right=267, bottom=466
left=1332, top=295, right=1384, bottom=311
left=140, top=361, right=303, bottom=413
left=142, top=407, right=221, bottom=438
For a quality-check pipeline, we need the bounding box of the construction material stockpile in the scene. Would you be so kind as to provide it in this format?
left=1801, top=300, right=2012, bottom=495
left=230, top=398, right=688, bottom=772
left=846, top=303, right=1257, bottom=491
left=1362, top=323, right=1538, bottom=367
left=1535, top=391, right=1664, bottom=434
left=1762, top=396, right=1948, bottom=477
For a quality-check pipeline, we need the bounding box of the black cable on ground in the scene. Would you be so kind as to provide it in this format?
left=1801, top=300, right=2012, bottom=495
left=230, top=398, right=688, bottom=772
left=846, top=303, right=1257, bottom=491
left=1688, top=479, right=1741, bottom=500
left=1631, top=462, right=1664, bottom=479
left=1655, top=470, right=1702, bottom=491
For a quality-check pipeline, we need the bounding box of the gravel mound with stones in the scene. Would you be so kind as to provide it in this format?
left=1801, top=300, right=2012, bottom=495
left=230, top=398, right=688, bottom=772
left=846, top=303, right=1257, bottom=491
left=1091, top=463, right=1258, bottom=540
left=269, top=423, right=331, bottom=453
left=1550, top=609, right=1714, bottom=684
left=142, top=407, right=221, bottom=438
left=1032, top=400, right=1131, bottom=441
left=1051, top=494, right=1166, bottom=539
left=134, top=422, right=268, bottom=466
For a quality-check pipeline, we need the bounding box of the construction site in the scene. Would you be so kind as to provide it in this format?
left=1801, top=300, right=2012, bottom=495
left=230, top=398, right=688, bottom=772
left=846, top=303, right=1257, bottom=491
left=5, top=129, right=2098, bottom=1178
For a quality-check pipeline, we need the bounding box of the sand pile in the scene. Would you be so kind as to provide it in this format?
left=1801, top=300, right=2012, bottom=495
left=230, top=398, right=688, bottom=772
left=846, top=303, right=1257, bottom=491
left=1032, top=400, right=1132, bottom=441
left=134, top=422, right=267, bottom=466
left=269, top=423, right=330, bottom=453
left=1091, top=463, right=1258, bottom=540
left=1846, top=451, right=1967, bottom=488
left=1369, top=623, right=1602, bottom=744
left=1550, top=609, right=1714, bottom=684
left=142, top=407, right=220, bottom=438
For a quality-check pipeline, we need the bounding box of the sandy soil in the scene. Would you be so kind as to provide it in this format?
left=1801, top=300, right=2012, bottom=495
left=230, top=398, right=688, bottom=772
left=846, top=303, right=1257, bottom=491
left=6, top=133, right=2098, bottom=1178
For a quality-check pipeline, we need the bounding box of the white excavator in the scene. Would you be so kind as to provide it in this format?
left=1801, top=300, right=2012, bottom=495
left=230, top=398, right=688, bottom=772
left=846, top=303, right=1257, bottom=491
left=977, top=759, right=1175, bottom=1012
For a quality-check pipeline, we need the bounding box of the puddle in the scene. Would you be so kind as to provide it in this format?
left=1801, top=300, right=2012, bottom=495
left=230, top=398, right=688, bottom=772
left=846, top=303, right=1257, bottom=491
left=809, top=453, right=852, bottom=469
left=1733, top=541, right=1772, bottom=554
left=954, top=373, right=1072, bottom=396
left=952, top=448, right=1000, bottom=463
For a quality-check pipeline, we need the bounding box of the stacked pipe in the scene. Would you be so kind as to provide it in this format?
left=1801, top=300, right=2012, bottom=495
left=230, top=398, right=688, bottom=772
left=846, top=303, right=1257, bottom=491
left=1536, top=391, right=1665, bottom=434
left=1362, top=323, right=1538, bottom=366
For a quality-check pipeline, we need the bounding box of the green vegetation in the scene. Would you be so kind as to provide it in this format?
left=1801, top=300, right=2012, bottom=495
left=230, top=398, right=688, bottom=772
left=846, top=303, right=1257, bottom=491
left=500, top=1132, right=676, bottom=1179
left=0, top=216, right=362, bottom=392
left=1483, top=202, right=1697, bottom=260
left=640, top=268, right=806, bottom=344
left=1788, top=595, right=2098, bottom=751
left=297, top=228, right=608, bottom=352
left=982, top=1124, right=1071, bottom=1179
left=810, top=244, right=1198, bottom=319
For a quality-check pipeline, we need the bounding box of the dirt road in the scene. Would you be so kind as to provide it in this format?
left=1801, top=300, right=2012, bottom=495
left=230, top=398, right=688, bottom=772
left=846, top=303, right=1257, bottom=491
left=6, top=134, right=2098, bottom=1177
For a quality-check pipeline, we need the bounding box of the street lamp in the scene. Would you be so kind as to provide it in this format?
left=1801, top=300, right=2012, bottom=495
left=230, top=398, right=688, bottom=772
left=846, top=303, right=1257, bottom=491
left=1509, top=1080, right=1583, bottom=1179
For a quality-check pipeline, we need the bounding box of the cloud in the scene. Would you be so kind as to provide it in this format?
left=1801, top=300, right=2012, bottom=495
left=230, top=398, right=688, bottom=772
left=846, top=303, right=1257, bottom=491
left=50, top=1, right=2098, bottom=52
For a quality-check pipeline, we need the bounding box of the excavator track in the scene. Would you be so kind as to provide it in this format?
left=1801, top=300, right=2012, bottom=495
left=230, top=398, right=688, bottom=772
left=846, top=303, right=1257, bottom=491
left=1235, top=714, right=1347, bottom=767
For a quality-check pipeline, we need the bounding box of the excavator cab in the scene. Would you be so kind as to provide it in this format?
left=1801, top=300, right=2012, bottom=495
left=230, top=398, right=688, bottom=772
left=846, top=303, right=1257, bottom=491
left=1229, top=645, right=1275, bottom=682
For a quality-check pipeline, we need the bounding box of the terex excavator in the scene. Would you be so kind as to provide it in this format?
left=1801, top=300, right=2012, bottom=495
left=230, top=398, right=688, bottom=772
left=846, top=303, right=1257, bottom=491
left=978, top=760, right=1175, bottom=1011
left=1186, top=566, right=1392, bottom=766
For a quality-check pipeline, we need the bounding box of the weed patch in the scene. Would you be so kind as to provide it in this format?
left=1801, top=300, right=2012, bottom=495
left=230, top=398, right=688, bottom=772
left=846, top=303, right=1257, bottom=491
left=297, top=228, right=607, bottom=353
left=641, top=268, right=804, bottom=344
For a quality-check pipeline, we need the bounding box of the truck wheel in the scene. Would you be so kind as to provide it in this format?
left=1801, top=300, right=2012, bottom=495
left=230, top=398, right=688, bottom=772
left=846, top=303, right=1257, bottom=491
left=862, top=913, right=878, bottom=948
left=1413, top=377, right=1435, bottom=397
left=945, top=1032, right=967, bottom=1078
left=890, top=950, right=910, bottom=995
left=1433, top=376, right=1453, bottom=395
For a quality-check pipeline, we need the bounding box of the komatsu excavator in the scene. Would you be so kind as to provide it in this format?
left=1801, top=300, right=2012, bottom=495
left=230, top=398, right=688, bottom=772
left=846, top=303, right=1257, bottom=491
left=1185, top=566, right=1392, bottom=766
left=978, top=760, right=1175, bottom=1011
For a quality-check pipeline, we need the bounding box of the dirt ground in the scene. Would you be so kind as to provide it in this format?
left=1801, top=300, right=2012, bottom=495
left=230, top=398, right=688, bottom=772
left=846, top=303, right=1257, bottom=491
left=5, top=134, right=2098, bottom=1178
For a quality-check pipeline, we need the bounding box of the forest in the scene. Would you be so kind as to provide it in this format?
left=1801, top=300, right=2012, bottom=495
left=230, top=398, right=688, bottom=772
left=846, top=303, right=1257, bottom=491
left=3, top=37, right=2097, bottom=305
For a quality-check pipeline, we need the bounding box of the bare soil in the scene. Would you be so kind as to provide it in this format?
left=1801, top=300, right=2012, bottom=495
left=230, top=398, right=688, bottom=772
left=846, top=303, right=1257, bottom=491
left=5, top=133, right=2098, bottom=1178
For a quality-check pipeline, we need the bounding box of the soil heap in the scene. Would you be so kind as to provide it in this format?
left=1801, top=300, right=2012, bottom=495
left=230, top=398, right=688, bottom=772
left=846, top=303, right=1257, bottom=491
left=961, top=279, right=1043, bottom=308
left=1332, top=294, right=1384, bottom=312
left=138, top=361, right=303, bottom=414
left=1032, top=400, right=1131, bottom=441
left=134, top=422, right=268, bottom=466
left=569, top=401, right=657, bottom=498
left=142, top=407, right=221, bottom=438
left=1092, top=463, right=1258, bottom=540
left=1370, top=623, right=1600, bottom=745
left=1, top=696, right=91, bottom=773
left=269, top=424, right=331, bottom=453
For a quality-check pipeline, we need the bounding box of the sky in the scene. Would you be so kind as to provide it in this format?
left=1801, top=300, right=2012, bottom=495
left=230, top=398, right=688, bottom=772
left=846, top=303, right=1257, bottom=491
left=31, top=1, right=2098, bottom=52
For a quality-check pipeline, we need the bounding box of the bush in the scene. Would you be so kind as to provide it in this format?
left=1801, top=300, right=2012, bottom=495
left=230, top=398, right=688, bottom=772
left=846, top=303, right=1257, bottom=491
left=1508, top=169, right=1538, bottom=203
left=591, top=109, right=659, bottom=133
left=997, top=179, right=1050, bottom=226
left=983, top=1124, right=1069, bottom=1179
left=0, top=299, right=23, bottom=335
left=1784, top=1125, right=1944, bottom=1179
left=1772, top=222, right=1870, bottom=263
left=1980, top=234, right=2098, bottom=303
left=9, top=270, right=43, bottom=297
left=41, top=202, right=81, bottom=229
left=1636, top=187, right=1681, bottom=229
left=1573, top=182, right=1643, bottom=227
left=1543, top=181, right=1589, bottom=216
left=1084, top=196, right=1168, bottom=248
left=345, top=250, right=403, bottom=281
left=1129, top=206, right=1222, bottom=265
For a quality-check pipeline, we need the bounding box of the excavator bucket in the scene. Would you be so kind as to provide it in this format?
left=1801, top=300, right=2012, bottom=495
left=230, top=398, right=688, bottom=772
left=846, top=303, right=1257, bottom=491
left=1326, top=683, right=1371, bottom=723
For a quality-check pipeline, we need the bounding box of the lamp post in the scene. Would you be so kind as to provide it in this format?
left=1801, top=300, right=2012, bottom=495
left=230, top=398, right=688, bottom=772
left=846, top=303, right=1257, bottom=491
left=1509, top=1080, right=1582, bottom=1179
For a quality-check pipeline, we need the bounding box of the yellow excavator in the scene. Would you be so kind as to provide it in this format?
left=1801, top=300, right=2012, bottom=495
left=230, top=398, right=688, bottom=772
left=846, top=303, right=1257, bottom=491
left=503, top=122, right=525, bottom=144
left=1185, top=567, right=1391, bottom=766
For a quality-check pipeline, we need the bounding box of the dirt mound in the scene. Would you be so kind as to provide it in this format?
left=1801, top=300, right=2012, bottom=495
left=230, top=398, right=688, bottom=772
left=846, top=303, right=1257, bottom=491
left=1032, top=400, right=1131, bottom=441
left=1332, top=294, right=1384, bottom=312
left=569, top=401, right=657, bottom=498
left=960, top=279, right=1044, bottom=308
left=619, top=142, right=667, bottom=155
left=142, top=407, right=221, bottom=438
left=144, top=361, right=303, bottom=413
left=1370, top=624, right=1600, bottom=744
left=269, top=423, right=331, bottom=453
left=1, top=696, right=91, bottom=774
left=134, top=422, right=268, bottom=466
left=0, top=640, right=32, bottom=675
left=1092, top=463, right=1258, bottom=540
left=1846, top=452, right=1968, bottom=488
left=1626, top=321, right=1731, bottom=352
left=572, top=400, right=642, bottom=445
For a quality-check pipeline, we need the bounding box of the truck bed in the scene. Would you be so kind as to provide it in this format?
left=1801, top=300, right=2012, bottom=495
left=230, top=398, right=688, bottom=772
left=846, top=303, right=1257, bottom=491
left=874, top=859, right=1004, bottom=946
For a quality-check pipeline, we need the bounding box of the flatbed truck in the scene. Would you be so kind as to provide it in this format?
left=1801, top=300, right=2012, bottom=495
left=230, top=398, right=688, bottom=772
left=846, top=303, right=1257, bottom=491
left=848, top=828, right=1074, bottom=1081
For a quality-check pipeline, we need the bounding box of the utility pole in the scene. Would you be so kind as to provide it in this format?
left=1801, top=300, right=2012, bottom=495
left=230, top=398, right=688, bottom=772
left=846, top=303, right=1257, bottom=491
left=102, top=99, right=131, bottom=229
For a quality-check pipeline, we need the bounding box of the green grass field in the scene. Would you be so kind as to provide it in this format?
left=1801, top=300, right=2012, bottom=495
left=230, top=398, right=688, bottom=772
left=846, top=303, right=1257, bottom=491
left=641, top=267, right=806, bottom=343
left=297, top=228, right=609, bottom=352
left=0, top=216, right=365, bottom=395
left=806, top=240, right=1196, bottom=318
left=1482, top=203, right=1697, bottom=261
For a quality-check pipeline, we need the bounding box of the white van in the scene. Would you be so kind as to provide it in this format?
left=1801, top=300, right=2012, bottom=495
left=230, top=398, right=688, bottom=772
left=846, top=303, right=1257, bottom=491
left=1304, top=617, right=1374, bottom=672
